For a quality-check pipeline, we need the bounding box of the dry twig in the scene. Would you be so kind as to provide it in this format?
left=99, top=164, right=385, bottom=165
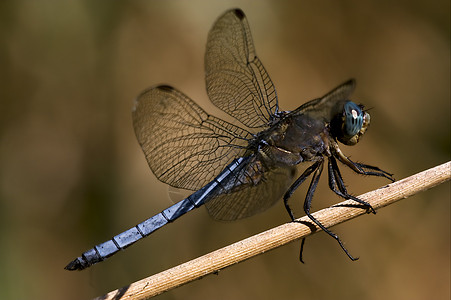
left=95, top=161, right=450, bottom=300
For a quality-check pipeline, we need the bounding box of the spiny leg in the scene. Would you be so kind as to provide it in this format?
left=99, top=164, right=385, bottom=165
left=302, top=158, right=358, bottom=262
left=328, top=156, right=376, bottom=214
left=283, top=161, right=321, bottom=221
left=333, top=145, right=394, bottom=181
left=328, top=156, right=347, bottom=195
left=283, top=160, right=322, bottom=263
left=299, top=237, right=307, bottom=263
left=352, top=161, right=394, bottom=179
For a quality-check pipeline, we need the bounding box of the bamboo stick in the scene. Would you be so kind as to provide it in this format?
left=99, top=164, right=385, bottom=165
left=95, top=161, right=450, bottom=300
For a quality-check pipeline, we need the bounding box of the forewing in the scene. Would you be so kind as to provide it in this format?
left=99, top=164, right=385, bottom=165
left=205, top=9, right=278, bottom=129
left=292, top=79, right=356, bottom=121
left=132, top=85, right=252, bottom=190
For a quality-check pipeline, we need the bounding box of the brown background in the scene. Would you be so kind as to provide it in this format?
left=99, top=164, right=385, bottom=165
left=0, top=1, right=449, bottom=299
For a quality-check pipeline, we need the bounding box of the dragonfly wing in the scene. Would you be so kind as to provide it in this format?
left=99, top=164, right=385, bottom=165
left=292, top=79, right=356, bottom=121
left=205, top=9, right=278, bottom=129
left=205, top=156, right=296, bottom=221
left=133, top=85, right=252, bottom=190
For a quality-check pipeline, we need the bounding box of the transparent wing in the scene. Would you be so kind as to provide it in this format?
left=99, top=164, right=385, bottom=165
left=291, top=79, right=356, bottom=121
left=132, top=85, right=252, bottom=191
left=205, top=156, right=296, bottom=221
left=205, top=9, right=279, bottom=129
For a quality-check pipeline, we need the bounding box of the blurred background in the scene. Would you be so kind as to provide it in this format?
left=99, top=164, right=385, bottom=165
left=0, top=1, right=449, bottom=299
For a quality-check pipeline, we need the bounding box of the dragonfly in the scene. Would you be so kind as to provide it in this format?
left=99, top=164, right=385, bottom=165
left=65, top=8, right=393, bottom=271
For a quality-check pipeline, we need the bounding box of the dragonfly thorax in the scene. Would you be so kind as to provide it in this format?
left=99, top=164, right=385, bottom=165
left=254, top=113, right=330, bottom=169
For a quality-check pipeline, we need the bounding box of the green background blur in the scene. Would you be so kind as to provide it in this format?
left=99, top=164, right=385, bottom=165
left=0, top=1, right=449, bottom=299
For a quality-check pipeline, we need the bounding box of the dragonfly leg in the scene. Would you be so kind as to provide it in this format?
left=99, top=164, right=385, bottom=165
left=327, top=156, right=376, bottom=214
left=283, top=160, right=321, bottom=263
left=283, top=160, right=321, bottom=221
left=353, top=161, right=394, bottom=178
left=332, top=144, right=394, bottom=182
left=301, top=158, right=359, bottom=262
left=299, top=237, right=307, bottom=263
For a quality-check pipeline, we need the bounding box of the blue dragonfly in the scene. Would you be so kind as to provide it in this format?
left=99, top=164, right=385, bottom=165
left=65, top=9, right=393, bottom=271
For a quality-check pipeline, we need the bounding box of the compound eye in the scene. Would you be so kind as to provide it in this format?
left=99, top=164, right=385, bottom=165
left=343, top=101, right=364, bottom=137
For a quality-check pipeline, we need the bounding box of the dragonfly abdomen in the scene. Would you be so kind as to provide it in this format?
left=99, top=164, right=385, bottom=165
left=65, top=158, right=246, bottom=270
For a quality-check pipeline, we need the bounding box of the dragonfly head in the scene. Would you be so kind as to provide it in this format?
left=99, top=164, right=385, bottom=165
left=332, top=101, right=370, bottom=146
